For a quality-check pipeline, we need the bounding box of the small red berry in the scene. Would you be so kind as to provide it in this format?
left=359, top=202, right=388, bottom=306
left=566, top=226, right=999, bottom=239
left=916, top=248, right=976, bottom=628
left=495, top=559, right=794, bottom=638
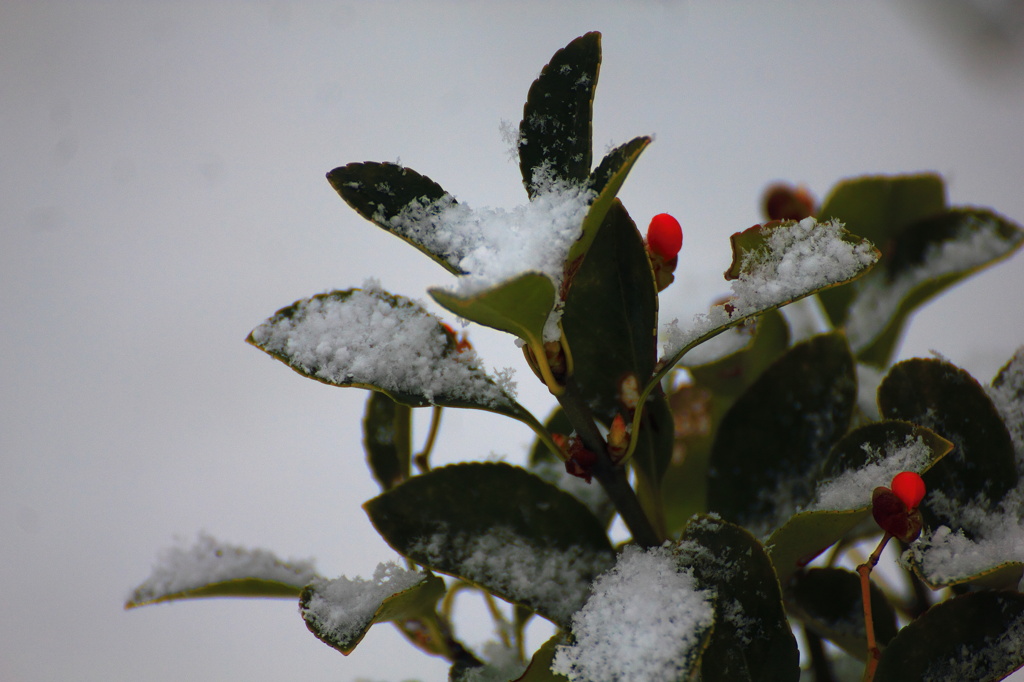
left=647, top=213, right=683, bottom=260
left=891, top=471, right=926, bottom=510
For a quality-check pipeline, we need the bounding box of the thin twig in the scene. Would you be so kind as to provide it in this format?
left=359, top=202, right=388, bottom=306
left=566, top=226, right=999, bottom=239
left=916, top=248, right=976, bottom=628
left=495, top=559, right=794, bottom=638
left=857, top=533, right=892, bottom=682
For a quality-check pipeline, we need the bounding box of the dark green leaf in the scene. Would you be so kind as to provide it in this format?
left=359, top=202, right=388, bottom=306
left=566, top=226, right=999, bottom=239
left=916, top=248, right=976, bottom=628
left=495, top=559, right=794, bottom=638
left=363, top=462, right=614, bottom=627
left=561, top=201, right=658, bottom=423
left=362, top=391, right=412, bottom=491
left=519, top=32, right=600, bottom=196
left=707, top=333, right=856, bottom=534
left=874, top=591, right=1024, bottom=682
left=788, top=567, right=897, bottom=662
left=878, top=358, right=1018, bottom=530
left=677, top=515, right=800, bottom=682
left=565, top=137, right=651, bottom=272
left=300, top=569, right=445, bottom=655
left=327, top=162, right=463, bottom=274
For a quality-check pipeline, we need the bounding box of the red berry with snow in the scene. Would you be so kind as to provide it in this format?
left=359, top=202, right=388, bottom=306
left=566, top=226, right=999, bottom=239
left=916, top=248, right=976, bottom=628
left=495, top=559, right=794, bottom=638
left=891, top=471, right=926, bottom=510
left=647, top=213, right=683, bottom=260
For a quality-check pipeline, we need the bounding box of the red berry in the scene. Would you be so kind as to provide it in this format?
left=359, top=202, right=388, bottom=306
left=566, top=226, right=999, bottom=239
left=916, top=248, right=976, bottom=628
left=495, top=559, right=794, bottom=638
left=647, top=213, right=683, bottom=260
left=891, top=471, right=926, bottom=510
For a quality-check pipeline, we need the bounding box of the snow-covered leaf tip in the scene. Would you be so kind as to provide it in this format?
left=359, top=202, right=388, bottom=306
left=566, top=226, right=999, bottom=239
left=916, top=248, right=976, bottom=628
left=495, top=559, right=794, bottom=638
left=126, top=534, right=317, bottom=608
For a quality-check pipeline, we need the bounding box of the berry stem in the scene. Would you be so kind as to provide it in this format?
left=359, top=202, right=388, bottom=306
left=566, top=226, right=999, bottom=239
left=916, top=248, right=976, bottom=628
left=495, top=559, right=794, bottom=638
left=857, top=532, right=892, bottom=682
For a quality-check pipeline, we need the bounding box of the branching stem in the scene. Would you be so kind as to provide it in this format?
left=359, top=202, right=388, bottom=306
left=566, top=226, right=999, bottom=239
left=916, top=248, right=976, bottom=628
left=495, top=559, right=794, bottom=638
left=556, top=376, right=662, bottom=548
left=857, top=532, right=892, bottom=682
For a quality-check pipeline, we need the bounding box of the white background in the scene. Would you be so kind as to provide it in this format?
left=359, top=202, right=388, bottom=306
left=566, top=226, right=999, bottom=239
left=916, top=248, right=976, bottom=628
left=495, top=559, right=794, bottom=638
left=2, top=2, right=1023, bottom=680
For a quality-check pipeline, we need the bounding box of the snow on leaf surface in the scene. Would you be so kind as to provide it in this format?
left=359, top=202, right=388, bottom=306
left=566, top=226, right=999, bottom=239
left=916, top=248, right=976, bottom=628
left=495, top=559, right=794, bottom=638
left=126, top=533, right=316, bottom=607
left=299, top=562, right=432, bottom=654
left=410, top=525, right=611, bottom=626
left=844, top=211, right=1022, bottom=353
left=809, top=434, right=935, bottom=511
left=662, top=218, right=878, bottom=360
left=248, top=283, right=515, bottom=409
left=551, top=545, right=715, bottom=682
left=385, top=181, right=595, bottom=341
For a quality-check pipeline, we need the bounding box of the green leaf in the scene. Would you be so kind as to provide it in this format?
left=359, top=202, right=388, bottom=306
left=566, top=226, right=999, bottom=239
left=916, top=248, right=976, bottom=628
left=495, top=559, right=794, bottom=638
left=840, top=209, right=1024, bottom=366
left=767, top=420, right=951, bottom=586
left=248, top=287, right=526, bottom=420
left=363, top=391, right=412, bottom=491
left=874, top=591, right=1024, bottom=682
left=706, top=333, right=857, bottom=534
left=677, top=515, right=800, bottom=682
left=363, top=462, right=614, bottom=627
left=429, top=272, right=554, bottom=349
left=127, top=578, right=305, bottom=609
left=300, top=568, right=445, bottom=655
left=565, top=137, right=651, bottom=271
left=878, top=358, right=1018, bottom=529
left=518, top=32, right=600, bottom=195
left=125, top=535, right=317, bottom=608
left=327, top=162, right=463, bottom=274
left=788, top=567, right=897, bottom=662
left=560, top=201, right=658, bottom=423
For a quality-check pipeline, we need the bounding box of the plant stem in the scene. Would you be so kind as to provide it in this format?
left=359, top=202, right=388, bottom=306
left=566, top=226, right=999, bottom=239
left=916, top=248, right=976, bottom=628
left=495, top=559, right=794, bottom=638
left=414, top=406, right=443, bottom=473
left=556, top=376, right=662, bottom=548
left=857, top=533, right=892, bottom=682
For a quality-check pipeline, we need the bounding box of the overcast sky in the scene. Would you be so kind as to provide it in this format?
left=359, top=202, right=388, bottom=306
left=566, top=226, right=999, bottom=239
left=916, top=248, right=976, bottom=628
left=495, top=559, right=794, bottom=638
left=2, top=2, right=1024, bottom=681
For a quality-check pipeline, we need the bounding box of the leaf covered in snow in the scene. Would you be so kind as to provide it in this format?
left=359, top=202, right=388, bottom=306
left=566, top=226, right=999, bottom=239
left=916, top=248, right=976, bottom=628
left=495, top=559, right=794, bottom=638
left=247, top=285, right=524, bottom=417
left=364, top=462, right=614, bottom=627
left=551, top=544, right=715, bottom=682
left=815, top=174, right=1024, bottom=367
left=126, top=534, right=317, bottom=608
left=300, top=562, right=444, bottom=655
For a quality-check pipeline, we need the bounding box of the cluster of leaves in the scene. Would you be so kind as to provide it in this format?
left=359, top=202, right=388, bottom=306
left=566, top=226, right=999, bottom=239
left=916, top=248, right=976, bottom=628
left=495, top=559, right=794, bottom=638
left=129, top=33, right=1024, bottom=682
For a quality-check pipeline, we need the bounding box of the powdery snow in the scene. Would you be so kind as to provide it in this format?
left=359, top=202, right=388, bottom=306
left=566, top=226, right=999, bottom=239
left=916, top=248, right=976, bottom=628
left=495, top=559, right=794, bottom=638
left=249, top=282, right=515, bottom=408
left=410, top=525, right=613, bottom=626
left=905, top=350, right=1024, bottom=586
left=904, top=487, right=1024, bottom=586
left=551, top=545, right=715, bottom=682
left=663, top=218, right=877, bottom=359
left=988, top=346, right=1024, bottom=469
left=384, top=180, right=595, bottom=342
left=845, top=214, right=1018, bottom=352
left=809, top=434, right=934, bottom=511
left=127, top=533, right=316, bottom=605
left=300, top=563, right=427, bottom=650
